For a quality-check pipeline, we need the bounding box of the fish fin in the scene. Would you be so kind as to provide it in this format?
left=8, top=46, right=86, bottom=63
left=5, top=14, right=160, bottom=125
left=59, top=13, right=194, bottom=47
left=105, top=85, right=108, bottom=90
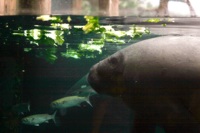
left=86, top=100, right=93, bottom=107
left=34, top=124, right=39, bottom=126
left=86, top=94, right=93, bottom=107
left=52, top=111, right=57, bottom=123
left=52, top=110, right=61, bottom=126
left=28, top=104, right=30, bottom=112
left=52, top=110, right=61, bottom=125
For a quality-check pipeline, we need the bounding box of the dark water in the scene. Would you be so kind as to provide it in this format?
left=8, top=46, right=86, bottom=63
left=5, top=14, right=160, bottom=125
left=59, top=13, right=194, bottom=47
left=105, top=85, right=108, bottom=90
left=0, top=15, right=200, bottom=133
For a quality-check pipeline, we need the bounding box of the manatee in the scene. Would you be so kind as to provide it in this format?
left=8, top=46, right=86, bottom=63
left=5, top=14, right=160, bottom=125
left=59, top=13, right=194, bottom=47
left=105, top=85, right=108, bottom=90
left=87, top=36, right=200, bottom=133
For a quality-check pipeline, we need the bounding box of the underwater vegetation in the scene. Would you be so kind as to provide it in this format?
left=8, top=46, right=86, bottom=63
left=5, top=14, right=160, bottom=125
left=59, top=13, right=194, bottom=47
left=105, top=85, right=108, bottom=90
left=12, top=15, right=151, bottom=63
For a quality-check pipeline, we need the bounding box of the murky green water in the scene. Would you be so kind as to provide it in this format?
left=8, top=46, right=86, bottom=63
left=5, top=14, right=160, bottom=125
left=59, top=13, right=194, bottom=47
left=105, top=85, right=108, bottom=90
left=0, top=15, right=200, bottom=133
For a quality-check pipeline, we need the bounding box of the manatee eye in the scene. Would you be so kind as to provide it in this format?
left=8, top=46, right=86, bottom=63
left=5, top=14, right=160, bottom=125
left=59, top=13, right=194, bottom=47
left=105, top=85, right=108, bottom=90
left=109, top=56, right=118, bottom=65
left=108, top=52, right=124, bottom=66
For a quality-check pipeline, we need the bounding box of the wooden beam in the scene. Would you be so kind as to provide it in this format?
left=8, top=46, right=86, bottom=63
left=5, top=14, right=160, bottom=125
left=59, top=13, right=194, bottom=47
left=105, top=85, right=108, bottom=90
left=16, top=0, right=51, bottom=15
left=0, top=0, right=5, bottom=15
left=72, top=0, right=82, bottom=15
left=0, top=0, right=17, bottom=15
left=99, top=0, right=119, bottom=16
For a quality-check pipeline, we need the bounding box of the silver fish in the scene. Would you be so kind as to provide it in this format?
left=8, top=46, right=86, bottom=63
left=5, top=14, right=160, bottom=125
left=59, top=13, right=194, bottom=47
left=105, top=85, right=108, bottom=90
left=65, top=74, right=97, bottom=96
left=22, top=111, right=57, bottom=126
left=50, top=95, right=92, bottom=110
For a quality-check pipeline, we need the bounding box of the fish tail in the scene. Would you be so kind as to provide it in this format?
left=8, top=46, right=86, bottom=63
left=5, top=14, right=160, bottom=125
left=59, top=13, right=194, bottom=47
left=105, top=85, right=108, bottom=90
left=86, top=94, right=93, bottom=107
left=52, top=111, right=57, bottom=124
left=52, top=111, right=61, bottom=126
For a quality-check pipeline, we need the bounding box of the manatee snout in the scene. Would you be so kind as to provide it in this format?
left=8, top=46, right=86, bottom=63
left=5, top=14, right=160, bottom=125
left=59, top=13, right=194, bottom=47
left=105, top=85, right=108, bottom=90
left=88, top=63, right=107, bottom=94
left=87, top=65, right=99, bottom=90
left=88, top=52, right=125, bottom=95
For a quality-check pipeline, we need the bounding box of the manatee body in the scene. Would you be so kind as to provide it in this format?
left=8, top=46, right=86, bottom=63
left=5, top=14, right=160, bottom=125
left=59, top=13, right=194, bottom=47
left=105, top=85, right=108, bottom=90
left=88, top=36, right=200, bottom=133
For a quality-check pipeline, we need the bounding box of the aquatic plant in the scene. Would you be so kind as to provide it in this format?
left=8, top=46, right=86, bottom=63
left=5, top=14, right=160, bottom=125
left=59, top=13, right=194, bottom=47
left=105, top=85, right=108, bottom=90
left=12, top=15, right=150, bottom=63
left=145, top=18, right=175, bottom=27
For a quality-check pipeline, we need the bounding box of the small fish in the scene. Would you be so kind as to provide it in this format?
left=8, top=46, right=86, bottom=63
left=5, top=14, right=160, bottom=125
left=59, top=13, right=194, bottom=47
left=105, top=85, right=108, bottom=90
left=50, top=95, right=92, bottom=110
left=22, top=111, right=57, bottom=126
left=12, top=102, right=30, bottom=115
left=66, top=74, right=97, bottom=96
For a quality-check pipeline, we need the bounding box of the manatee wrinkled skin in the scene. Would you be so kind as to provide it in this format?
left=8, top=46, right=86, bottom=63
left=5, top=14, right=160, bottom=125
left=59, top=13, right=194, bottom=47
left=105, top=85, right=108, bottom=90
left=88, top=36, right=200, bottom=133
